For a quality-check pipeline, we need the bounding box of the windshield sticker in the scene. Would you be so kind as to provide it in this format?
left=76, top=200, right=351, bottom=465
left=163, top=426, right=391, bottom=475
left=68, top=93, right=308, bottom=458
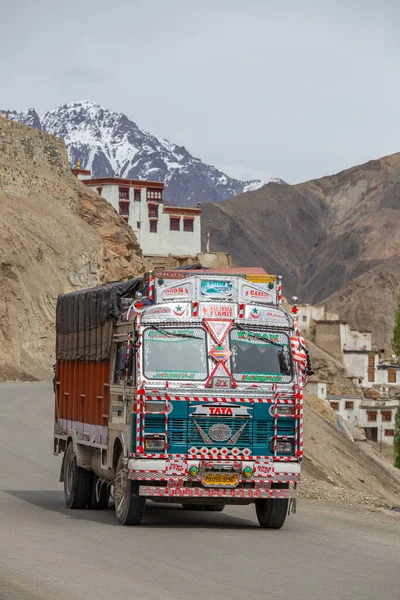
left=153, top=370, right=198, bottom=379
left=234, top=331, right=286, bottom=345
left=200, top=280, right=233, bottom=297
left=146, top=329, right=201, bottom=342
left=240, top=374, right=284, bottom=382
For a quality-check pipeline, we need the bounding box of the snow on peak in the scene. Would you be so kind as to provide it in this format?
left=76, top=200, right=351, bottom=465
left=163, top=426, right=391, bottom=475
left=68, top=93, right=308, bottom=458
left=4, top=100, right=283, bottom=205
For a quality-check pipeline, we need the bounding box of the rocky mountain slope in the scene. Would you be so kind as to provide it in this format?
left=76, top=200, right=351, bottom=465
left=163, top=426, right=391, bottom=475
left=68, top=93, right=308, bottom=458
left=0, top=115, right=143, bottom=381
left=201, top=153, right=400, bottom=348
left=2, top=101, right=277, bottom=206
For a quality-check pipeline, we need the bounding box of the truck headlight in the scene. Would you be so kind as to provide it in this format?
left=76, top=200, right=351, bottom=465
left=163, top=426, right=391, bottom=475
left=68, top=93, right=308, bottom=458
left=269, top=405, right=295, bottom=417
left=271, top=440, right=294, bottom=454
left=144, top=436, right=165, bottom=451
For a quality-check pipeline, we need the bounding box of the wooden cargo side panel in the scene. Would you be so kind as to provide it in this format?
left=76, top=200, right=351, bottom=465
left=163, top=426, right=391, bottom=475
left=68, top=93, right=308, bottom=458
left=56, top=361, right=110, bottom=432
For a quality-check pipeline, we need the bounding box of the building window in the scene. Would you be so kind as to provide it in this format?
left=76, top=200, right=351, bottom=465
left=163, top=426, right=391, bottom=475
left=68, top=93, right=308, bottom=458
left=119, top=201, right=129, bottom=216
left=382, top=411, right=392, bottom=422
left=148, top=204, right=159, bottom=218
left=368, top=355, right=375, bottom=368
left=330, top=402, right=339, bottom=411
left=183, top=218, right=194, bottom=232
left=137, top=222, right=140, bottom=229
left=119, top=187, right=129, bottom=200
left=170, top=217, right=180, bottom=231
left=302, top=315, right=307, bottom=322
left=149, top=220, right=158, bottom=233
left=368, top=369, right=375, bottom=382
left=96, top=186, right=102, bottom=196
left=388, top=370, right=397, bottom=383
left=345, top=401, right=354, bottom=410
left=384, top=429, right=394, bottom=437
left=367, top=411, right=377, bottom=422
left=147, top=189, right=162, bottom=201
left=134, top=189, right=141, bottom=201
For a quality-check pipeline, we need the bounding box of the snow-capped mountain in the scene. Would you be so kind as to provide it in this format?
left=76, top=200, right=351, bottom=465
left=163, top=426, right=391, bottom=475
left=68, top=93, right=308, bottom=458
left=3, top=100, right=282, bottom=206
left=5, top=108, right=42, bottom=131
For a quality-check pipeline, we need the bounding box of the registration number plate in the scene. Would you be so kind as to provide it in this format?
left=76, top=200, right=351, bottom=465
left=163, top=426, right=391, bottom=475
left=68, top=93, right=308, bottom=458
left=202, top=473, right=239, bottom=487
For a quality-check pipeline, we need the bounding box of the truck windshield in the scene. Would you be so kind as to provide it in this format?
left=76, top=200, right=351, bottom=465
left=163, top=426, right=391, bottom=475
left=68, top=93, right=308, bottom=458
left=229, top=328, right=292, bottom=383
left=143, top=327, right=208, bottom=381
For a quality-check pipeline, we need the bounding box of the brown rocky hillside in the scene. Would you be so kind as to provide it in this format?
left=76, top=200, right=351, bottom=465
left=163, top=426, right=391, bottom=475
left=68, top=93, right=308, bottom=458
left=201, top=153, right=400, bottom=348
left=0, top=116, right=143, bottom=381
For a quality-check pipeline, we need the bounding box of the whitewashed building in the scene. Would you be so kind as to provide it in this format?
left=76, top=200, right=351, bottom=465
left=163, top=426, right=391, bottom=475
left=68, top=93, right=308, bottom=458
left=307, top=381, right=327, bottom=401
left=327, top=394, right=399, bottom=445
left=295, top=305, right=339, bottom=336
left=358, top=399, right=399, bottom=445
left=327, top=394, right=364, bottom=426
left=72, top=168, right=201, bottom=258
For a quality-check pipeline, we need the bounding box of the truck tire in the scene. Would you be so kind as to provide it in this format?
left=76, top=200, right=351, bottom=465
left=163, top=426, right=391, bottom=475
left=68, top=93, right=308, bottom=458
left=204, top=504, right=225, bottom=512
left=64, top=442, right=91, bottom=509
left=89, top=474, right=110, bottom=510
left=255, top=499, right=288, bottom=529
left=114, top=456, right=146, bottom=525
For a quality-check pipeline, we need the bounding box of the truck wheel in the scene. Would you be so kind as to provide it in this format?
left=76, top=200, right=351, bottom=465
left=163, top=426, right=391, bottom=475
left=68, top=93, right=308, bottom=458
left=89, top=474, right=110, bottom=510
left=255, top=499, right=288, bottom=529
left=64, top=442, right=91, bottom=509
left=114, top=456, right=146, bottom=525
left=204, top=504, right=225, bottom=512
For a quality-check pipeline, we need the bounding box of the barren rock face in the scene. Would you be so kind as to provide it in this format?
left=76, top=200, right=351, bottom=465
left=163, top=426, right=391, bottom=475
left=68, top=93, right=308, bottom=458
left=201, top=153, right=400, bottom=349
left=0, top=117, right=143, bottom=381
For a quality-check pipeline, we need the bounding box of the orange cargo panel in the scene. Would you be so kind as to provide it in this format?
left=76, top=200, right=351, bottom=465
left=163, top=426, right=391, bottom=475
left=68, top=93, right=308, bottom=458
left=56, top=361, right=110, bottom=428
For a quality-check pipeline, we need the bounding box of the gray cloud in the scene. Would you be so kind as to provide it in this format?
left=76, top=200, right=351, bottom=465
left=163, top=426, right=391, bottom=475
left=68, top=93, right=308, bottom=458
left=1, top=0, right=400, bottom=183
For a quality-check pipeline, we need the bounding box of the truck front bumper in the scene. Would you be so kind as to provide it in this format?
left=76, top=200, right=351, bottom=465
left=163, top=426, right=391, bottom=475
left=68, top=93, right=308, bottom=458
left=139, top=486, right=296, bottom=499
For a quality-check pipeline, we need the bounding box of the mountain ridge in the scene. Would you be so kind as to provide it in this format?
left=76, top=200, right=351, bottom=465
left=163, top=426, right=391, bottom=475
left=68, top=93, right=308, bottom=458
left=2, top=100, right=283, bottom=206
left=200, top=151, right=400, bottom=348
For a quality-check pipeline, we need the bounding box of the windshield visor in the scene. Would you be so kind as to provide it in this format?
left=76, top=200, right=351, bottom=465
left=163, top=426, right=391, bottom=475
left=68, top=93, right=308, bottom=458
left=230, top=329, right=292, bottom=383
left=143, top=327, right=208, bottom=381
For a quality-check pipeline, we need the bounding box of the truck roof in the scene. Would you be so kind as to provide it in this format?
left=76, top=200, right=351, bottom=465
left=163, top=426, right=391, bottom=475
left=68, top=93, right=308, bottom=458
left=156, top=267, right=269, bottom=275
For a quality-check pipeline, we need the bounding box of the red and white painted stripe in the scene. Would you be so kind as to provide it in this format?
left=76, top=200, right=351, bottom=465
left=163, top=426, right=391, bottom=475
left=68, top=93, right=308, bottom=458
left=239, top=303, right=245, bottom=318
left=139, top=486, right=296, bottom=499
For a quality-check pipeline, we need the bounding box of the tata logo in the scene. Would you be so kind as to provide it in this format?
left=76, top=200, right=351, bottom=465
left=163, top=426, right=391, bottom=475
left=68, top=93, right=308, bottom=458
left=209, top=406, right=233, bottom=416
left=191, top=405, right=252, bottom=418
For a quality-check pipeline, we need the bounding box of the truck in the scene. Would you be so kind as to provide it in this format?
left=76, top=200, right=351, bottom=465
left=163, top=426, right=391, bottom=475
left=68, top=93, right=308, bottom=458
left=54, top=266, right=311, bottom=528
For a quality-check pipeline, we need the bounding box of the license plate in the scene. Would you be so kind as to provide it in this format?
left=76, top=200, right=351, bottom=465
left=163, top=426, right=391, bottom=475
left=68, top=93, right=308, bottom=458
left=202, top=473, right=239, bottom=487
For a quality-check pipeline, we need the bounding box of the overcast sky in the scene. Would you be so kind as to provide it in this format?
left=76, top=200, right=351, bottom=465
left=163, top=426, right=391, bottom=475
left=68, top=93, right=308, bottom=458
left=1, top=0, right=400, bottom=183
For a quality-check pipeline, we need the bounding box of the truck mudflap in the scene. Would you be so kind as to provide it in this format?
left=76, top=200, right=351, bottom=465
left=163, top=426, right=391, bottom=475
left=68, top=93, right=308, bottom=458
left=138, top=486, right=296, bottom=499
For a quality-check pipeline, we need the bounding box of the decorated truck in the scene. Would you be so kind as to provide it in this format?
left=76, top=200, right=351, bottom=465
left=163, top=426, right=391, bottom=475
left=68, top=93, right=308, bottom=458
left=54, top=266, right=311, bottom=528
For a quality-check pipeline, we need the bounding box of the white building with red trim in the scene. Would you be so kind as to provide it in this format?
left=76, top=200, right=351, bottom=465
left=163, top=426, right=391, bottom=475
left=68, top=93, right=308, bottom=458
left=72, top=167, right=201, bottom=257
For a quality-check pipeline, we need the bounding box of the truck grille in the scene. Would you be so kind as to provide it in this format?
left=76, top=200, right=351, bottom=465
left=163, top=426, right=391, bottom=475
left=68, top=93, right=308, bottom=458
left=188, top=417, right=251, bottom=449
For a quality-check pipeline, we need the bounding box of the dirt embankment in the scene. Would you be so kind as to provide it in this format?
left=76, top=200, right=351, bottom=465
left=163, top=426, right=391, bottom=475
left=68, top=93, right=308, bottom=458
left=301, top=393, right=400, bottom=509
left=0, top=116, right=143, bottom=381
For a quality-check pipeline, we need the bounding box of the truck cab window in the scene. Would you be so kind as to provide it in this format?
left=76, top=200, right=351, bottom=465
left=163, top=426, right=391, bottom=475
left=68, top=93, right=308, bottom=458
left=230, top=329, right=292, bottom=383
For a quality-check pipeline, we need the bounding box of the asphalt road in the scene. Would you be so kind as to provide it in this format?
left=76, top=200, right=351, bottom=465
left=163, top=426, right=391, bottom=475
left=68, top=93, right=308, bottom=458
left=1, top=383, right=399, bottom=600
